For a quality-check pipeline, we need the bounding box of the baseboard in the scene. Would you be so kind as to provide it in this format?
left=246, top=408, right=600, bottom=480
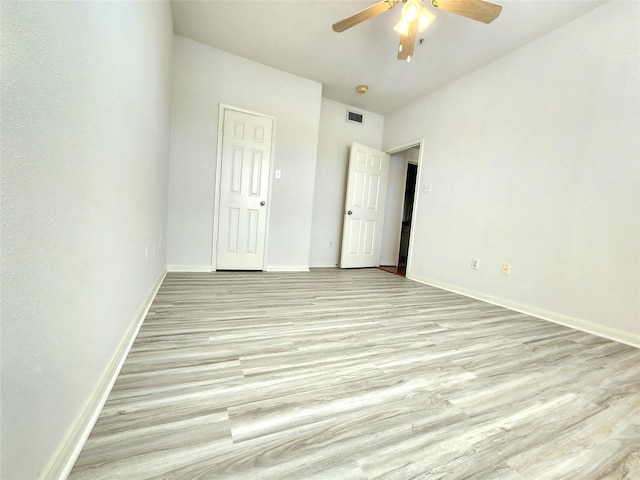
left=308, top=263, right=339, bottom=268
left=167, top=264, right=212, bottom=272
left=167, top=265, right=312, bottom=273
left=40, top=268, right=167, bottom=480
left=408, top=273, right=640, bottom=349
left=265, top=265, right=310, bottom=272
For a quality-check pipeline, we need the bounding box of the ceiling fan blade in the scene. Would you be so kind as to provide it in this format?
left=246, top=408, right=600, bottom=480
left=397, top=20, right=418, bottom=60
left=332, top=0, right=398, bottom=32
left=431, top=0, right=502, bottom=24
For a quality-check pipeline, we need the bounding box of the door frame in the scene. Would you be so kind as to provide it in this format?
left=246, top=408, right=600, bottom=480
left=212, top=104, right=277, bottom=271
left=385, top=138, right=425, bottom=277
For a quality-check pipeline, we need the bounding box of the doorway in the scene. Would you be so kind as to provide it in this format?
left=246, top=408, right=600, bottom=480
left=397, top=162, right=418, bottom=274
left=378, top=142, right=422, bottom=278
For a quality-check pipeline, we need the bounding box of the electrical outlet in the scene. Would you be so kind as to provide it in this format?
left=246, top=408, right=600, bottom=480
left=328, top=241, right=333, bottom=247
left=471, top=258, right=480, bottom=270
left=502, top=263, right=511, bottom=275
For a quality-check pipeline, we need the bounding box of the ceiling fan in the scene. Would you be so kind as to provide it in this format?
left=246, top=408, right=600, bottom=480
left=332, top=0, right=502, bottom=61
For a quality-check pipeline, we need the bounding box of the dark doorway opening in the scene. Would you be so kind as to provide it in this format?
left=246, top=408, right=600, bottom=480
left=379, top=161, right=418, bottom=278
left=398, top=163, right=418, bottom=273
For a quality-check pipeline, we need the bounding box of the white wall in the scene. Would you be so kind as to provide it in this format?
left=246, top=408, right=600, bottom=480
left=380, top=152, right=408, bottom=266
left=309, top=98, right=384, bottom=267
left=383, top=2, right=640, bottom=345
left=0, top=2, right=173, bottom=478
left=167, top=35, right=322, bottom=271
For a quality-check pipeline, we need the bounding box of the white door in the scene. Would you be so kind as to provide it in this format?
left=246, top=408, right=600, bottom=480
left=340, top=142, right=390, bottom=268
left=216, top=109, right=273, bottom=270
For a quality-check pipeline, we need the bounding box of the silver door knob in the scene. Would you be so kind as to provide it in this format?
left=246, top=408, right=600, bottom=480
left=347, top=210, right=353, bottom=215
left=260, top=201, right=266, bottom=206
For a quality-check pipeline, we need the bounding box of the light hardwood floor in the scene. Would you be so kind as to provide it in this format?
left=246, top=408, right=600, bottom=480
left=69, top=268, right=640, bottom=479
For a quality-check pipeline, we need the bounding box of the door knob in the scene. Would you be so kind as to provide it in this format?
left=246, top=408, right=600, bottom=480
left=260, top=201, right=266, bottom=206
left=347, top=210, right=353, bottom=215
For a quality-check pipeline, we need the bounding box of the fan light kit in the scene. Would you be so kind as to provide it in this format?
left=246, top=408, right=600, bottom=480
left=393, top=0, right=434, bottom=37
left=332, top=0, right=502, bottom=62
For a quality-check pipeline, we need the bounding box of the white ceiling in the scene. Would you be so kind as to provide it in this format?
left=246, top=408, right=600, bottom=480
left=171, top=0, right=605, bottom=115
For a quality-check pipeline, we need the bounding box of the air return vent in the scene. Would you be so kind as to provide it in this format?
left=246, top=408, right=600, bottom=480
left=346, top=110, right=364, bottom=125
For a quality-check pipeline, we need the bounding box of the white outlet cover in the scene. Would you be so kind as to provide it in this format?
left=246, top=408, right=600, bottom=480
left=275, top=169, right=282, bottom=179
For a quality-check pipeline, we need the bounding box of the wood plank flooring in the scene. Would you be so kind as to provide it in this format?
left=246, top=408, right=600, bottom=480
left=69, top=268, right=640, bottom=479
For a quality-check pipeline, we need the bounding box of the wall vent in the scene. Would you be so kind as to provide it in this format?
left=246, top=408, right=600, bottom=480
left=346, top=110, right=364, bottom=125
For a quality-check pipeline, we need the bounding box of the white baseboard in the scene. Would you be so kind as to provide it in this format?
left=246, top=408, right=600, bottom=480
left=308, top=263, right=339, bottom=268
left=167, top=264, right=212, bottom=272
left=40, top=268, right=167, bottom=480
left=167, top=265, right=313, bottom=273
left=408, top=273, right=640, bottom=349
left=265, top=265, right=310, bottom=272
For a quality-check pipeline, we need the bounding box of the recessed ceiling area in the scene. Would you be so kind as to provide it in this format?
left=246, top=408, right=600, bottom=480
left=171, top=1, right=605, bottom=115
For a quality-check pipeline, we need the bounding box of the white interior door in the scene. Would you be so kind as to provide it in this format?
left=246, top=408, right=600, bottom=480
left=216, top=109, right=273, bottom=270
left=340, top=142, right=390, bottom=268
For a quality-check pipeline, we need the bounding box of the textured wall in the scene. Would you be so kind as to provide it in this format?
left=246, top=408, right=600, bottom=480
left=0, top=2, right=173, bottom=478
left=309, top=98, right=385, bottom=267
left=167, top=35, right=322, bottom=271
left=383, top=2, right=640, bottom=342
